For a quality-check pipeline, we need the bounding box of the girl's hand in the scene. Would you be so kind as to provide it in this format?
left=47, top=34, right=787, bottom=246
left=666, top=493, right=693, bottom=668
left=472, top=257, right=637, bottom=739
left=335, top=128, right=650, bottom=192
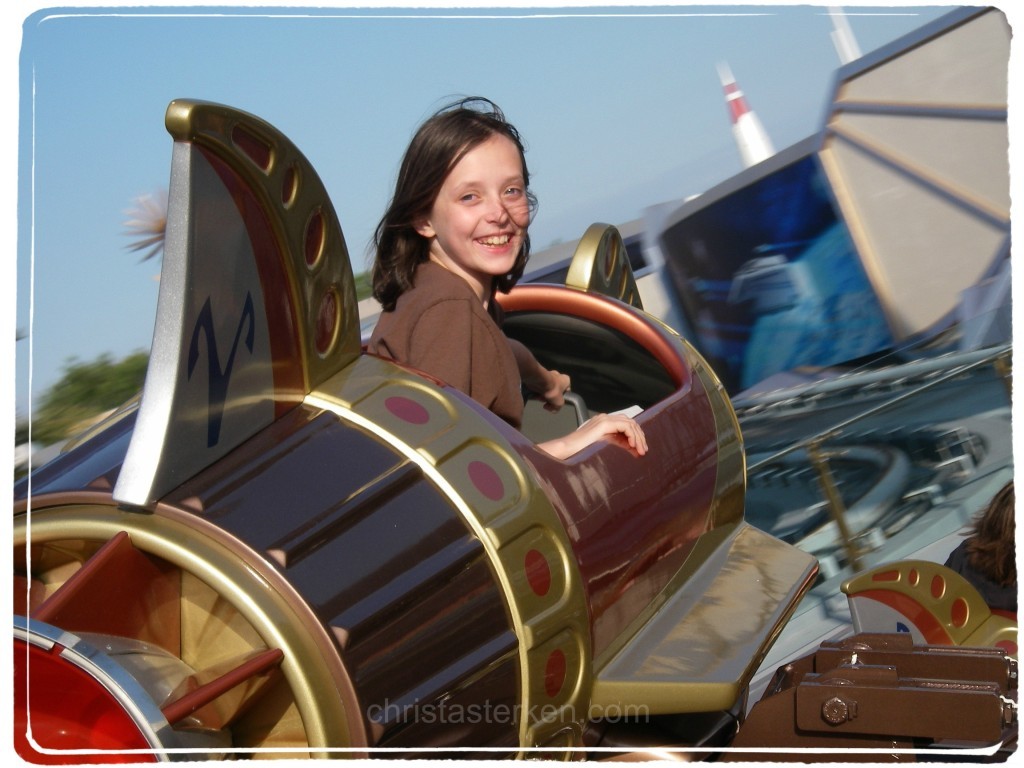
left=507, top=338, right=570, bottom=411
left=539, top=412, right=648, bottom=460
left=531, top=368, right=571, bottom=412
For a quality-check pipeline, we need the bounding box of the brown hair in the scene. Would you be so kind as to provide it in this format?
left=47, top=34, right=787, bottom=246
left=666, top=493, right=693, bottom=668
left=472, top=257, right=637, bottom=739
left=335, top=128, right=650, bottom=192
left=372, top=97, right=537, bottom=312
left=965, top=480, right=1016, bottom=587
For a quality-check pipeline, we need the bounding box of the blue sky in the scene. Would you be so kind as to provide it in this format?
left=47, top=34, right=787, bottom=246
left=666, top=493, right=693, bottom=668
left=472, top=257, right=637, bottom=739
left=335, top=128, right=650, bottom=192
left=8, top=2, right=975, bottom=426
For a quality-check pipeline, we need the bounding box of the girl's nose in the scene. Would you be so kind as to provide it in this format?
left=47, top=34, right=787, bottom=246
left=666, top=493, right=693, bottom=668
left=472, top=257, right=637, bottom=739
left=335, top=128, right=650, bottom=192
left=485, top=196, right=511, bottom=223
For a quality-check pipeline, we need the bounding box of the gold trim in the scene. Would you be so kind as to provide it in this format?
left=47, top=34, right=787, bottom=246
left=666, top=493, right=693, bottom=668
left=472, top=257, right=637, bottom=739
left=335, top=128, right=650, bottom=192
left=307, top=355, right=592, bottom=754
left=164, top=99, right=361, bottom=392
left=565, top=223, right=643, bottom=310
left=683, top=341, right=745, bottom=529
left=15, top=506, right=364, bottom=757
left=591, top=523, right=817, bottom=714
left=842, top=559, right=1018, bottom=653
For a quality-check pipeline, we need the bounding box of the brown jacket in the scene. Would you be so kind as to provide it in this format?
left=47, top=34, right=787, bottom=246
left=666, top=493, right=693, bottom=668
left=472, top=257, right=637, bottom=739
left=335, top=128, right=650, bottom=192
left=368, top=261, right=524, bottom=428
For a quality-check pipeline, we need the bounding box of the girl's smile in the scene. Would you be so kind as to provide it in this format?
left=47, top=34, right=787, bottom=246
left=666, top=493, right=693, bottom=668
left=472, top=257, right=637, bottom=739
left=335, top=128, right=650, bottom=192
left=416, top=134, right=530, bottom=304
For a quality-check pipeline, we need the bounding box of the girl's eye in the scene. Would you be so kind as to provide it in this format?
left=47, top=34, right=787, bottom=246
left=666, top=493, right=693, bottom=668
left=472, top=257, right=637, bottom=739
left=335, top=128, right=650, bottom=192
left=459, top=193, right=478, bottom=203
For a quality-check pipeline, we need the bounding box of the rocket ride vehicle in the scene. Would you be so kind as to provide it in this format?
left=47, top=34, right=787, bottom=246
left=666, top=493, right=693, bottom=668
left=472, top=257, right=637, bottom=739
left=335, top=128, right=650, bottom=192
left=13, top=99, right=1016, bottom=761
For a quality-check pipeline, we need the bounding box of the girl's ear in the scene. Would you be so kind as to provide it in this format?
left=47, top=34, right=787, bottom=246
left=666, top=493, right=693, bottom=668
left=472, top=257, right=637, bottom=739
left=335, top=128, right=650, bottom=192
left=414, top=218, right=435, bottom=239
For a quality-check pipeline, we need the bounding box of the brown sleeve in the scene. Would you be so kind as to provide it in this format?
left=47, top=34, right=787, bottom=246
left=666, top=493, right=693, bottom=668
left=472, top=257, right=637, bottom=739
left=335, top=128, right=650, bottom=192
left=405, top=299, right=516, bottom=416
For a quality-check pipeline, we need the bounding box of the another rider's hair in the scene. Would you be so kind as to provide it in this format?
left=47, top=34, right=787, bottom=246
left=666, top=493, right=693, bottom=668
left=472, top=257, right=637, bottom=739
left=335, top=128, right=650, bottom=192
left=964, top=480, right=1016, bottom=588
left=371, top=97, right=537, bottom=312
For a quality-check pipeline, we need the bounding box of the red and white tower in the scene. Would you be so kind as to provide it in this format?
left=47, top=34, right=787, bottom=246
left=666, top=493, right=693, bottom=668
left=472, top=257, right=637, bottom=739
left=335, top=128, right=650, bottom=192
left=718, top=62, right=775, bottom=168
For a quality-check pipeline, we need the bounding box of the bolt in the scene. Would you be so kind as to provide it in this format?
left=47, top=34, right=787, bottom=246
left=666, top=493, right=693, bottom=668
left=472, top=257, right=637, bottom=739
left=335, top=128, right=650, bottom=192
left=822, top=696, right=853, bottom=725
left=1002, top=697, right=1017, bottom=727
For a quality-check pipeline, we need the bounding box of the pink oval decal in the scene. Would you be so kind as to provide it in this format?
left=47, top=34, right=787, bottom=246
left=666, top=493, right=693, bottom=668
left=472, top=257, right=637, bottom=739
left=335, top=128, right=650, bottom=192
left=468, top=460, right=504, bottom=501
left=384, top=395, right=430, bottom=425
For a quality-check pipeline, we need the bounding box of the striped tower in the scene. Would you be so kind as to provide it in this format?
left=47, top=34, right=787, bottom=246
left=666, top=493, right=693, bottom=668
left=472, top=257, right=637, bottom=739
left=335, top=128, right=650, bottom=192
left=829, top=6, right=863, bottom=65
left=717, top=62, right=775, bottom=168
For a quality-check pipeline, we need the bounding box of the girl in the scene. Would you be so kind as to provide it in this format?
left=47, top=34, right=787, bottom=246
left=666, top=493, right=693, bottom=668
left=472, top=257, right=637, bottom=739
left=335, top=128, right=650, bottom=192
left=944, top=480, right=1016, bottom=613
left=368, top=97, right=647, bottom=460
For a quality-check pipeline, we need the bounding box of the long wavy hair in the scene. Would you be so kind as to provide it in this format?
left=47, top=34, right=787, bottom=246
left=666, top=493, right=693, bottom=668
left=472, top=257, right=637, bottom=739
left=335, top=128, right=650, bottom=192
left=964, top=480, right=1016, bottom=587
left=372, top=97, right=537, bottom=312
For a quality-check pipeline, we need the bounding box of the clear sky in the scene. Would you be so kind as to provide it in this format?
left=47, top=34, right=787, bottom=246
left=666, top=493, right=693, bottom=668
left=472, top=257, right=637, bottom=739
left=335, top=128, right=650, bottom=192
left=7, top=2, right=980, bottom=427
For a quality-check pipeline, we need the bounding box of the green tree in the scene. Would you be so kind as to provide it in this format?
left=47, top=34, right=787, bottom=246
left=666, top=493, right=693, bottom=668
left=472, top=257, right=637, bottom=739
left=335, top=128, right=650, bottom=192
left=353, top=271, right=371, bottom=301
left=32, top=352, right=149, bottom=446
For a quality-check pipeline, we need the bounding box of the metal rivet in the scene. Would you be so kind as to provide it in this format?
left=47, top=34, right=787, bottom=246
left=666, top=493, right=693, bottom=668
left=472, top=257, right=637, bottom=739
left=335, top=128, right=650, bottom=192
left=822, top=696, right=851, bottom=725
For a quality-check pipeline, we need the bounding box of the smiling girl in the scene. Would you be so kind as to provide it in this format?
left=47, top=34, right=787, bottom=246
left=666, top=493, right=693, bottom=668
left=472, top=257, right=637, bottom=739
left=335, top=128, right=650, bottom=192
left=368, top=97, right=646, bottom=460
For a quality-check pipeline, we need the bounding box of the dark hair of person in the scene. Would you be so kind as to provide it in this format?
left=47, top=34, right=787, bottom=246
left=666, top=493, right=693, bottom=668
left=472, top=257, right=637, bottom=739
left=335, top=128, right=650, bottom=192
left=372, top=97, right=537, bottom=312
left=964, top=480, right=1016, bottom=587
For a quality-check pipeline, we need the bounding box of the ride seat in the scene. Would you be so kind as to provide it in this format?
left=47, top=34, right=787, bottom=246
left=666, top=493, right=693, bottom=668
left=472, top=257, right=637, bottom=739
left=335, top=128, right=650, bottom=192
left=842, top=559, right=1017, bottom=657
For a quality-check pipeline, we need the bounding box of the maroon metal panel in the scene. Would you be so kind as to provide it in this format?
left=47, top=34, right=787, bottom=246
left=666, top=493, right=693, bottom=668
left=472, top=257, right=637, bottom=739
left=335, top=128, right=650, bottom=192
left=518, top=382, right=717, bottom=656
left=500, top=285, right=721, bottom=656
left=162, top=404, right=519, bottom=749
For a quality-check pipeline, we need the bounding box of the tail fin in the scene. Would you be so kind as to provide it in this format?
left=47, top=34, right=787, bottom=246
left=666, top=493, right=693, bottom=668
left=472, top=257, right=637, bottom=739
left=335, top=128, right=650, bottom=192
left=114, top=100, right=359, bottom=508
left=566, top=223, right=643, bottom=310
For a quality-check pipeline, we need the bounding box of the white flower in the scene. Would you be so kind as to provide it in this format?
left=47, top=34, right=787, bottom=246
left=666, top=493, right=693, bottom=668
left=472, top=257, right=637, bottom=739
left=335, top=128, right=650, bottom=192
left=123, top=190, right=168, bottom=262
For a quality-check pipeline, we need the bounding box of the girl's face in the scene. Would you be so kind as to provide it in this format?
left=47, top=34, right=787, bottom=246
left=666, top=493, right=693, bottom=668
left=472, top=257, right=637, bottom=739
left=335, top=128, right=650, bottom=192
left=416, top=134, right=530, bottom=303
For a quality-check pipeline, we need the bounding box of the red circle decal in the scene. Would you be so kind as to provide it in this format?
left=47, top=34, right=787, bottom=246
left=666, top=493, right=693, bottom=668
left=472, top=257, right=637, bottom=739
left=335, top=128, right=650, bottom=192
left=545, top=649, right=567, bottom=698
left=950, top=597, right=969, bottom=628
left=996, top=640, right=1017, bottom=655
left=525, top=549, right=552, bottom=597
left=314, top=290, right=337, bottom=355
